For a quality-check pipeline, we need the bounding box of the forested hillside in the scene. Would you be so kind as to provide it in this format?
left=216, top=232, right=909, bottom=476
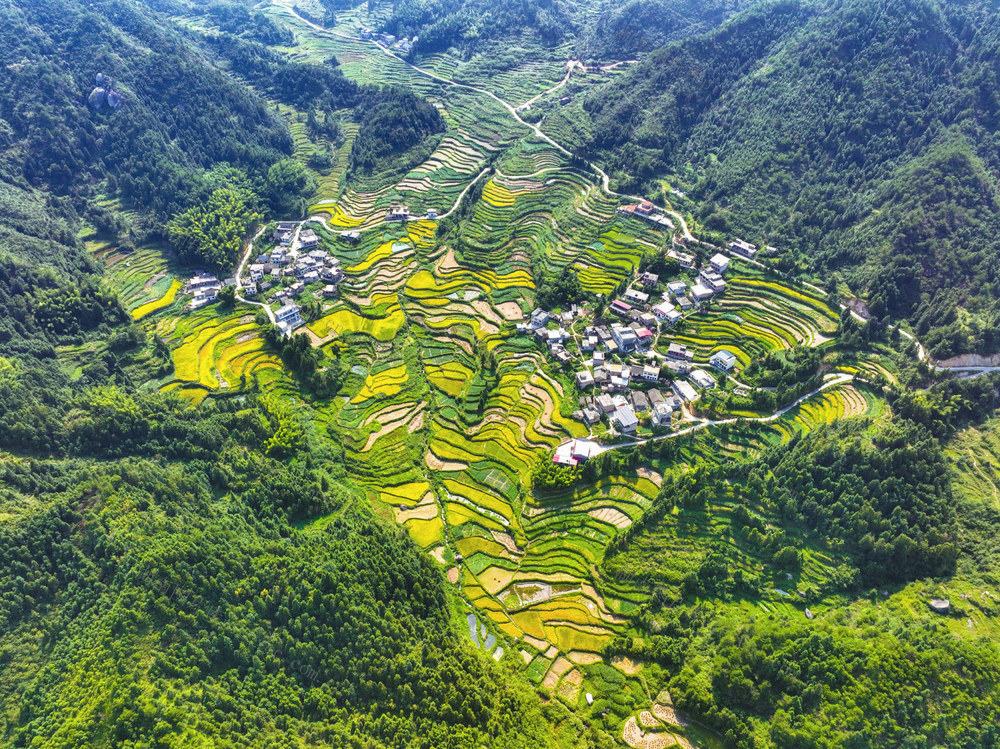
left=0, top=0, right=595, bottom=745
left=574, top=0, right=1000, bottom=357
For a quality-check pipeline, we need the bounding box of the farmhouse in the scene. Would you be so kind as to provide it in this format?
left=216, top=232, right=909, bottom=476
left=574, top=406, right=602, bottom=427
left=529, top=309, right=550, bottom=328
left=426, top=209, right=437, bottom=219
left=270, top=248, right=288, bottom=265
left=576, top=370, right=595, bottom=389
left=691, top=369, right=717, bottom=390
left=690, top=283, right=715, bottom=302
left=612, top=404, right=639, bottom=434
left=642, top=364, right=661, bottom=382
left=623, top=289, right=649, bottom=305
left=298, top=229, right=319, bottom=249
left=611, top=326, right=638, bottom=352
left=596, top=394, right=616, bottom=413
left=630, top=390, right=650, bottom=412
left=273, top=221, right=296, bottom=244
left=729, top=238, right=758, bottom=259
left=275, top=304, right=303, bottom=336
left=651, top=402, right=673, bottom=427
left=669, top=249, right=695, bottom=268
left=323, top=284, right=339, bottom=298
left=188, top=272, right=219, bottom=290
left=386, top=205, right=410, bottom=222
left=667, top=343, right=694, bottom=361
left=248, top=264, right=265, bottom=283
left=610, top=299, right=632, bottom=317
left=711, top=350, right=738, bottom=372
left=639, top=312, right=657, bottom=329
left=676, top=295, right=693, bottom=311
left=710, top=253, right=730, bottom=273
left=339, top=230, right=361, bottom=243
left=667, top=281, right=687, bottom=297
left=672, top=379, right=700, bottom=403
left=638, top=271, right=659, bottom=287
left=699, top=270, right=727, bottom=292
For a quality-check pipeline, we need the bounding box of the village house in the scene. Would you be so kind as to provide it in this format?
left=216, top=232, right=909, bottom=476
left=639, top=312, right=657, bottom=329
left=611, top=326, right=638, bottom=352
left=729, top=238, right=759, bottom=260
left=188, top=272, right=219, bottom=291
left=648, top=389, right=664, bottom=405
left=270, top=248, right=288, bottom=265
left=672, top=379, right=700, bottom=403
left=699, top=269, right=727, bottom=293
left=668, top=342, right=694, bottom=361
left=635, top=328, right=654, bottom=347
left=530, top=309, right=550, bottom=328
left=631, top=390, right=650, bottom=412
left=426, top=208, right=437, bottom=220
left=592, top=351, right=606, bottom=368
left=339, top=230, right=361, bottom=244
left=323, top=284, right=339, bottom=298
left=651, top=402, right=673, bottom=428
left=666, top=281, right=687, bottom=297
left=624, top=289, right=650, bottom=306
left=691, top=369, right=717, bottom=390
left=247, top=264, right=265, bottom=283
left=676, top=295, right=694, bottom=311
left=710, top=253, right=730, bottom=274
left=612, top=404, right=639, bottom=434
left=275, top=303, right=303, bottom=336
left=574, top=406, right=602, bottom=426
left=273, top=221, right=296, bottom=245
left=711, top=350, right=738, bottom=372
left=596, top=394, right=616, bottom=413
left=638, top=271, right=659, bottom=288
left=386, top=205, right=410, bottom=222
left=690, top=283, right=714, bottom=303
left=642, top=364, right=661, bottom=383
left=298, top=229, right=319, bottom=249
left=669, top=249, right=695, bottom=268
left=667, top=360, right=692, bottom=376
left=576, top=370, right=595, bottom=389
left=651, top=301, right=675, bottom=322
left=610, top=299, right=632, bottom=317
left=593, top=367, right=610, bottom=387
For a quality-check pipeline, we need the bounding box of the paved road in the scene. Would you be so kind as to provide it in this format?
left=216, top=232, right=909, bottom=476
left=590, top=373, right=855, bottom=456
left=234, top=223, right=277, bottom=324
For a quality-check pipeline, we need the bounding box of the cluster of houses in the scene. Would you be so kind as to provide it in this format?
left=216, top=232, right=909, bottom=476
left=571, top=347, right=738, bottom=434
left=187, top=272, right=235, bottom=310
left=385, top=203, right=437, bottom=222
left=359, top=28, right=417, bottom=53
left=616, top=200, right=674, bottom=229
left=516, top=306, right=587, bottom=364
left=242, top=223, right=345, bottom=300
left=609, top=252, right=731, bottom=327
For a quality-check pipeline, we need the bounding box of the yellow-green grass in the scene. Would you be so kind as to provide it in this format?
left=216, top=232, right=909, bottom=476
left=351, top=365, right=408, bottom=403
left=308, top=308, right=405, bottom=340
left=131, top=279, right=182, bottom=320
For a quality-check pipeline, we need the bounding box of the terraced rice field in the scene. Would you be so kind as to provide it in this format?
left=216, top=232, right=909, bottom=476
left=162, top=310, right=285, bottom=392
left=111, top=9, right=882, bottom=729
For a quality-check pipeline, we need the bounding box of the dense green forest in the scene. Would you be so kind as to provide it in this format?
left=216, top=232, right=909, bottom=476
left=595, top=369, right=1000, bottom=748
left=0, top=384, right=596, bottom=747
left=573, top=0, right=1000, bottom=356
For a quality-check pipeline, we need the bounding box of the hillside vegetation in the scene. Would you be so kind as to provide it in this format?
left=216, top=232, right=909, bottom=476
left=575, top=0, right=1000, bottom=357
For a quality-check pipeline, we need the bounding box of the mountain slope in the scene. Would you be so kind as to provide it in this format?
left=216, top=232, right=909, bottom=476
left=576, top=0, right=1000, bottom=357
